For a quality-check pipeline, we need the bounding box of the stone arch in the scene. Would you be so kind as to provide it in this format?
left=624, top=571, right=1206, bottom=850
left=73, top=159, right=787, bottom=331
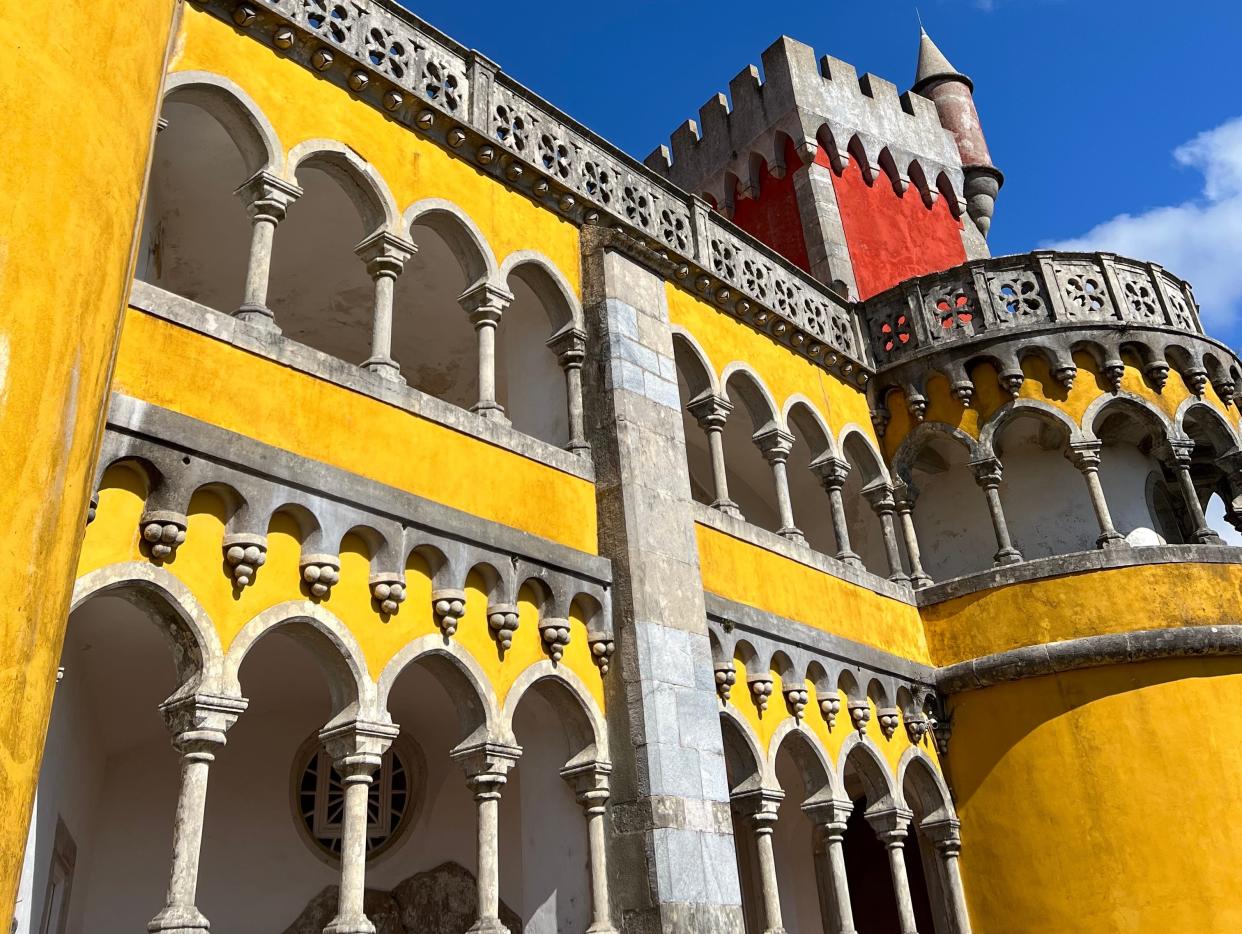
left=840, top=427, right=892, bottom=576
left=721, top=365, right=784, bottom=533
left=671, top=327, right=720, bottom=401
left=897, top=749, right=953, bottom=824
left=223, top=602, right=376, bottom=723
left=1176, top=398, right=1239, bottom=454
left=500, top=662, right=607, bottom=765
left=673, top=328, right=726, bottom=509
left=783, top=399, right=838, bottom=553
left=71, top=563, right=224, bottom=696
left=162, top=70, right=282, bottom=175
left=377, top=635, right=499, bottom=748
left=720, top=708, right=766, bottom=794
left=403, top=199, right=498, bottom=288
left=769, top=724, right=837, bottom=803
left=977, top=399, right=1083, bottom=460
left=287, top=139, right=399, bottom=233
left=838, top=734, right=897, bottom=811
left=500, top=251, right=582, bottom=332
left=1083, top=392, right=1178, bottom=444
left=721, top=364, right=781, bottom=434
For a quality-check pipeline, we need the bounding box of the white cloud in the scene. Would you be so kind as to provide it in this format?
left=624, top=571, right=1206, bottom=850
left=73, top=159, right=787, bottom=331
left=1047, top=117, right=1242, bottom=338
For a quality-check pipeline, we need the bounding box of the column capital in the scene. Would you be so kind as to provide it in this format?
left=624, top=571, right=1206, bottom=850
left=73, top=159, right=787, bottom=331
left=810, top=454, right=851, bottom=490
left=234, top=170, right=302, bottom=222
left=731, top=787, right=784, bottom=824
left=1216, top=449, right=1242, bottom=481
left=452, top=740, right=522, bottom=791
left=1066, top=439, right=1104, bottom=471
left=686, top=391, right=733, bottom=431
left=560, top=759, right=612, bottom=807
left=865, top=805, right=915, bottom=842
left=969, top=457, right=1004, bottom=489
left=355, top=230, right=416, bottom=279
left=862, top=480, right=896, bottom=513
left=319, top=718, right=400, bottom=776
left=1159, top=438, right=1197, bottom=469
left=547, top=325, right=587, bottom=368
left=802, top=796, right=854, bottom=833
left=920, top=816, right=962, bottom=855
left=892, top=479, right=919, bottom=511
left=159, top=692, right=248, bottom=751
left=754, top=427, right=796, bottom=464
left=459, top=281, right=514, bottom=324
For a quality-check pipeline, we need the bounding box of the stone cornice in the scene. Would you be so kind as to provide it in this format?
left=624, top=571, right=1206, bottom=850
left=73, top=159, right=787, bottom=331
left=195, top=0, right=869, bottom=384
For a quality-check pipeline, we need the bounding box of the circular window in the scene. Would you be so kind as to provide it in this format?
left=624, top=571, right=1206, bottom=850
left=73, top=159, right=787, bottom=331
left=291, top=733, right=422, bottom=863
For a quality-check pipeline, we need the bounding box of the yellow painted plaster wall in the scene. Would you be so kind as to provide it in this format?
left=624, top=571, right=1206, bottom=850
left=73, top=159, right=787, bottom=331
left=696, top=524, right=928, bottom=663
left=922, top=561, right=1242, bottom=667
left=664, top=285, right=876, bottom=441
left=80, top=469, right=606, bottom=715
left=0, top=0, right=178, bottom=911
left=116, top=309, right=597, bottom=553
left=881, top=352, right=1237, bottom=462
left=947, top=658, right=1242, bottom=933
left=171, top=7, right=581, bottom=289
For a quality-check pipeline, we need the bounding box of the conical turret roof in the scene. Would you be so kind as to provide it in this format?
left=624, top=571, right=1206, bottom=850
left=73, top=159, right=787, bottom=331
left=913, top=27, right=972, bottom=94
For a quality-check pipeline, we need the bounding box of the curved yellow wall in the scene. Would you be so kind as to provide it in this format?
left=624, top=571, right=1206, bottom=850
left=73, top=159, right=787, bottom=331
left=922, top=561, right=1242, bottom=666
left=0, top=0, right=178, bottom=912
left=948, top=658, right=1242, bottom=933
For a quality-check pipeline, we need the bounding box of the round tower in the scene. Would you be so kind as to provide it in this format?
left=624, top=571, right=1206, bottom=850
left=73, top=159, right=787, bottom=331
left=912, top=28, right=1004, bottom=237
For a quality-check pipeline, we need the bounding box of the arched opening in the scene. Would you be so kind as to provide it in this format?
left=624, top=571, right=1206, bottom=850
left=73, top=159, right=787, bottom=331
left=270, top=150, right=387, bottom=364
left=672, top=333, right=719, bottom=509
left=139, top=92, right=256, bottom=310
left=721, top=714, right=765, bottom=934
left=723, top=370, right=782, bottom=533
left=771, top=732, right=829, bottom=934
left=395, top=208, right=489, bottom=410
left=1092, top=401, right=1180, bottom=545
left=842, top=432, right=891, bottom=576
left=497, top=261, right=573, bottom=447
left=901, top=756, right=962, bottom=934
left=905, top=430, right=993, bottom=581
left=505, top=676, right=599, bottom=932
left=786, top=404, right=838, bottom=554
left=15, top=586, right=201, bottom=934
left=992, top=411, right=1096, bottom=559
left=1182, top=404, right=1242, bottom=544
left=841, top=743, right=935, bottom=934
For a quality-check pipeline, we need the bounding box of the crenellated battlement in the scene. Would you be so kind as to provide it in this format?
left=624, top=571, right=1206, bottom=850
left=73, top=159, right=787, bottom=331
left=645, top=36, right=965, bottom=214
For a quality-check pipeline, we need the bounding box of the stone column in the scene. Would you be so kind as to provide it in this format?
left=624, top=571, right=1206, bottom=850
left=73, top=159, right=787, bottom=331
left=791, top=159, right=859, bottom=298
left=452, top=742, right=522, bottom=934
left=320, top=720, right=401, bottom=934
left=548, top=326, right=591, bottom=455
left=356, top=231, right=416, bottom=382
left=805, top=799, right=857, bottom=934
left=562, top=761, right=617, bottom=933
left=733, top=791, right=787, bottom=934
left=580, top=232, right=745, bottom=933
left=867, top=808, right=919, bottom=934
left=863, top=482, right=909, bottom=582
left=923, top=819, right=972, bottom=934
left=459, top=283, right=515, bottom=423
left=755, top=428, right=805, bottom=544
left=148, top=693, right=248, bottom=934
left=686, top=392, right=743, bottom=519
left=1164, top=440, right=1224, bottom=544
left=811, top=456, right=862, bottom=568
left=893, top=482, right=933, bottom=588
left=234, top=171, right=302, bottom=329
left=1065, top=441, right=1127, bottom=548
left=969, top=459, right=1022, bottom=566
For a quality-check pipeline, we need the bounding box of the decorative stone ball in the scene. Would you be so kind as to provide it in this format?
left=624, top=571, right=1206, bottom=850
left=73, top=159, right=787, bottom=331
left=144, top=522, right=185, bottom=560
left=590, top=639, right=615, bottom=675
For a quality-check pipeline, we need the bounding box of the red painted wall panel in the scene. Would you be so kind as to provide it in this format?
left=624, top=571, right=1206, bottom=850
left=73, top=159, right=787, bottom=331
left=730, top=139, right=812, bottom=273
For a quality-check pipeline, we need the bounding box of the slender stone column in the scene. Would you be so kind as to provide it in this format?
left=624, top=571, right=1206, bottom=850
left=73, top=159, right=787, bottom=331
left=459, top=283, right=515, bottom=423
left=320, top=720, right=401, bottom=934
left=893, top=482, right=933, bottom=588
left=562, top=761, right=617, bottom=933
left=1215, top=452, right=1242, bottom=534
left=452, top=742, right=522, bottom=934
left=867, top=808, right=918, bottom=934
left=804, top=799, right=857, bottom=934
left=1065, top=441, right=1127, bottom=548
left=234, top=171, right=302, bottom=329
left=148, top=693, right=248, bottom=934
left=356, top=231, right=416, bottom=382
left=734, top=791, right=788, bottom=934
left=863, top=482, right=909, bottom=582
left=1164, top=440, right=1224, bottom=544
left=969, top=459, right=1022, bottom=566
left=548, top=326, right=591, bottom=455
left=923, top=819, right=973, bottom=934
left=687, top=393, right=743, bottom=519
left=811, top=456, right=862, bottom=568
left=755, top=428, right=805, bottom=544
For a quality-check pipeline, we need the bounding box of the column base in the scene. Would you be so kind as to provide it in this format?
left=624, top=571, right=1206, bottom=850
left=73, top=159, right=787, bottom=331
left=888, top=571, right=911, bottom=584
left=585, top=924, right=619, bottom=934
left=712, top=499, right=743, bottom=520
left=567, top=439, right=592, bottom=456
left=1097, top=531, right=1129, bottom=549
left=837, top=551, right=863, bottom=569
left=363, top=356, right=405, bottom=383
left=911, top=574, right=934, bottom=589
left=1195, top=530, right=1225, bottom=546
left=148, top=906, right=210, bottom=934
left=993, top=548, right=1023, bottom=566
left=323, top=916, right=376, bottom=934
left=465, top=919, right=510, bottom=934
left=471, top=401, right=510, bottom=424
left=778, top=526, right=806, bottom=546
left=234, top=303, right=280, bottom=331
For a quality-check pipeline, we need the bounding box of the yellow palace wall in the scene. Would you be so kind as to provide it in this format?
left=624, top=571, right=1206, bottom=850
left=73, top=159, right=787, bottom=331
left=0, top=0, right=180, bottom=913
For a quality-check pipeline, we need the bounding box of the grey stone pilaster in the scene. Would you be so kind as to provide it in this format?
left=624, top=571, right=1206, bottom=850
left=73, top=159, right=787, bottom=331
left=791, top=162, right=858, bottom=298
left=580, top=228, right=744, bottom=934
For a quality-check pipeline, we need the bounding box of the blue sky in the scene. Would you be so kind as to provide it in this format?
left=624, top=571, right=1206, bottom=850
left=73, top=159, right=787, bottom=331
left=402, top=0, right=1242, bottom=345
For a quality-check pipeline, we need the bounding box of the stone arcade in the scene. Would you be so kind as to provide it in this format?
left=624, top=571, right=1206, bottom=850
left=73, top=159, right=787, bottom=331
left=6, top=2, right=1242, bottom=933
